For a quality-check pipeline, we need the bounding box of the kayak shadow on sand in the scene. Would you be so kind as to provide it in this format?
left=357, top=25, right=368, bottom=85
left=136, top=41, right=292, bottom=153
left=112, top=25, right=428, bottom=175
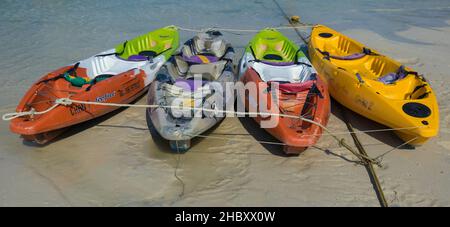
left=236, top=99, right=415, bottom=160
left=22, top=106, right=131, bottom=147
left=237, top=116, right=293, bottom=157
left=237, top=116, right=357, bottom=160
left=145, top=110, right=227, bottom=154
left=330, top=99, right=415, bottom=150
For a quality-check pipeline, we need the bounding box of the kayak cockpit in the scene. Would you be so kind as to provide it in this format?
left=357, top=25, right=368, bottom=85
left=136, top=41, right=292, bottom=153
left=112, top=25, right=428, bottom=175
left=147, top=31, right=236, bottom=151
left=251, top=61, right=315, bottom=83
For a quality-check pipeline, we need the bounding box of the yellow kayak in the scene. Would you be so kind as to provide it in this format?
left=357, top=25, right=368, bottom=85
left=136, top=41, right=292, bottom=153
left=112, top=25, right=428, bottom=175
left=308, top=24, right=439, bottom=146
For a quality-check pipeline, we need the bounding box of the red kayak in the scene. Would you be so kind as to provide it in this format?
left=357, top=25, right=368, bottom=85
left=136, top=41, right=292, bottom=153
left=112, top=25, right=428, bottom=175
left=238, top=28, right=330, bottom=154
left=240, top=68, right=330, bottom=154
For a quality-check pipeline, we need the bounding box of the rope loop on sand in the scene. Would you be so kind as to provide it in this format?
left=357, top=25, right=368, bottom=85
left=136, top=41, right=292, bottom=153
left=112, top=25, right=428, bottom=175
left=2, top=97, right=419, bottom=166
left=1, top=104, right=60, bottom=121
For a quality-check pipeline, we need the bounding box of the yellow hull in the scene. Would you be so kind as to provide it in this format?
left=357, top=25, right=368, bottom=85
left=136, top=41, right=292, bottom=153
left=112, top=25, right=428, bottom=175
left=308, top=25, right=439, bottom=145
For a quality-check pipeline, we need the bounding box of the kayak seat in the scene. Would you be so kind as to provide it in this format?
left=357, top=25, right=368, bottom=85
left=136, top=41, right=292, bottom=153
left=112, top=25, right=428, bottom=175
left=378, top=65, right=418, bottom=84
left=183, top=54, right=219, bottom=64
left=316, top=47, right=374, bottom=61
left=185, top=61, right=227, bottom=81
left=174, top=78, right=208, bottom=92
left=162, top=31, right=234, bottom=85
left=252, top=37, right=298, bottom=63
left=127, top=50, right=163, bottom=61
left=252, top=61, right=313, bottom=83
left=181, top=31, right=232, bottom=62
left=263, top=54, right=283, bottom=61
left=115, top=30, right=175, bottom=60
left=168, top=56, right=227, bottom=82
left=260, top=61, right=295, bottom=66
left=127, top=55, right=149, bottom=61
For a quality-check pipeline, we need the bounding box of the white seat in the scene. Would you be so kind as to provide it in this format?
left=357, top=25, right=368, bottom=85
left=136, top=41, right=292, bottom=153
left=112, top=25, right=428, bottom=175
left=78, top=49, right=148, bottom=79
left=252, top=60, right=314, bottom=83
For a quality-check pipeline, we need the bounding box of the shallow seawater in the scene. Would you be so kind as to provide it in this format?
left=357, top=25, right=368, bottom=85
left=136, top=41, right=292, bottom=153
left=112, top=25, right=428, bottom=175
left=1, top=0, right=450, bottom=206
left=1, top=0, right=450, bottom=107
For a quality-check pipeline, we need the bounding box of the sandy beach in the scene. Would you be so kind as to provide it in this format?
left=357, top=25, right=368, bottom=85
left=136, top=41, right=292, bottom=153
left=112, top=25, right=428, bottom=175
left=0, top=0, right=449, bottom=207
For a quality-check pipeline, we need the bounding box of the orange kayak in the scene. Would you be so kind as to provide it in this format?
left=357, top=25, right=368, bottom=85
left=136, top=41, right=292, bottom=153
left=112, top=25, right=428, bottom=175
left=238, top=28, right=330, bottom=154
left=10, top=66, right=149, bottom=144
left=240, top=68, right=330, bottom=154
left=9, top=26, right=179, bottom=144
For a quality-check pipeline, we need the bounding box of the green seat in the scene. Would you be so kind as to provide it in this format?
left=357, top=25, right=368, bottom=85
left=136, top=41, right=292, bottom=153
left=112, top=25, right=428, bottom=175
left=248, top=28, right=305, bottom=63
left=115, top=26, right=179, bottom=60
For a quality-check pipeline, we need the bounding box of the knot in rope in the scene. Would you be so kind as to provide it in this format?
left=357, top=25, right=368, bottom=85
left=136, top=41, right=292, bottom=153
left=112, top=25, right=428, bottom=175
left=55, top=98, right=73, bottom=106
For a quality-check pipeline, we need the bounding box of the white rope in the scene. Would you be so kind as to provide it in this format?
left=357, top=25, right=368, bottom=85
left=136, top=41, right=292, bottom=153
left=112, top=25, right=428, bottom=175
left=373, top=137, right=418, bottom=162
left=176, top=24, right=314, bottom=33
left=52, top=98, right=330, bottom=121
left=2, top=99, right=424, bottom=138
left=2, top=97, right=425, bottom=137
left=186, top=133, right=287, bottom=146
left=2, top=97, right=424, bottom=165
left=183, top=132, right=411, bottom=165
left=54, top=98, right=378, bottom=163
left=2, top=103, right=60, bottom=121
left=247, top=125, right=427, bottom=138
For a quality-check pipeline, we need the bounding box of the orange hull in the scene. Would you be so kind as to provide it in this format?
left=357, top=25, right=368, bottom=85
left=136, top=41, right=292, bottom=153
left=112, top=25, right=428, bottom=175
left=241, top=68, right=330, bottom=154
left=10, top=66, right=148, bottom=144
